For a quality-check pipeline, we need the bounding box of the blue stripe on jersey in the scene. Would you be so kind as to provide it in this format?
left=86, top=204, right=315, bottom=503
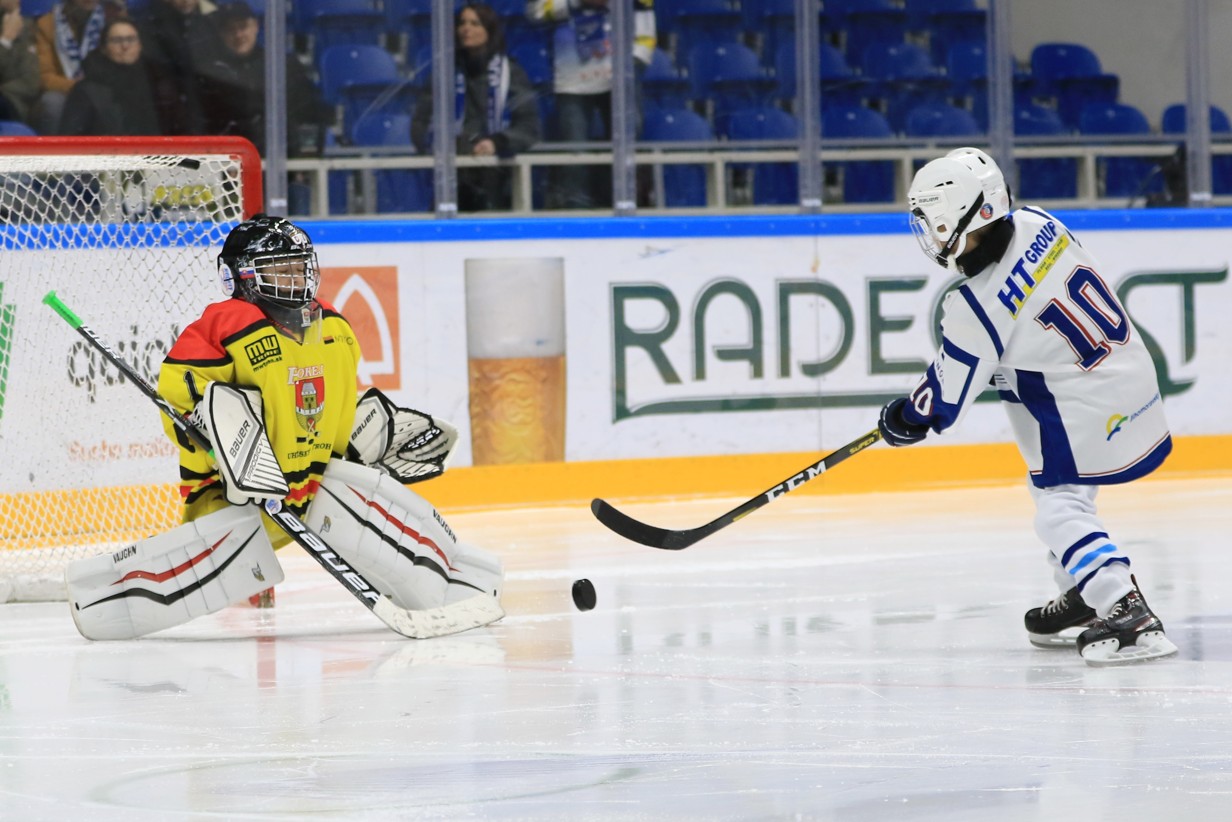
left=1061, top=531, right=1110, bottom=567
left=913, top=338, right=982, bottom=431
left=1015, top=370, right=1078, bottom=487
left=958, top=284, right=1004, bottom=357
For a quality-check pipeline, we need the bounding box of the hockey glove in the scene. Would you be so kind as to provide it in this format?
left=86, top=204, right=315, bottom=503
left=878, top=397, right=931, bottom=448
left=348, top=387, right=458, bottom=484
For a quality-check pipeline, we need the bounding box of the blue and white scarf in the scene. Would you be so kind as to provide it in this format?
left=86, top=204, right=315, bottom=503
left=54, top=2, right=105, bottom=81
left=455, top=54, right=511, bottom=137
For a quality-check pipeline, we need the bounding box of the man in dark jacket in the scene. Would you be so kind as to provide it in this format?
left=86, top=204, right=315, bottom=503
left=136, top=0, right=224, bottom=135
left=197, top=1, right=327, bottom=157
left=0, top=0, right=40, bottom=125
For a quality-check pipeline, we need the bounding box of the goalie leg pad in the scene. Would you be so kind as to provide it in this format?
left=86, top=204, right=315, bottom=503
left=306, top=460, right=503, bottom=612
left=65, top=505, right=284, bottom=640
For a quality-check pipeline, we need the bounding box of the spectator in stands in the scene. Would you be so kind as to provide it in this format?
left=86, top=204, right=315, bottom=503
left=59, top=17, right=187, bottom=135
left=135, top=0, right=224, bottom=135
left=34, top=0, right=126, bottom=134
left=196, top=2, right=327, bottom=158
left=411, top=3, right=541, bottom=212
left=525, top=0, right=655, bottom=209
left=0, top=0, right=40, bottom=126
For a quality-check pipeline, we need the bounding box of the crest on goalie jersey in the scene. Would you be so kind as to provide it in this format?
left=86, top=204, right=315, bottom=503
left=290, top=365, right=325, bottom=434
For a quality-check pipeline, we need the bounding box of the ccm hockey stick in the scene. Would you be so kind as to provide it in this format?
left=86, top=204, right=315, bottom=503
left=43, top=291, right=502, bottom=639
left=591, top=428, right=882, bottom=550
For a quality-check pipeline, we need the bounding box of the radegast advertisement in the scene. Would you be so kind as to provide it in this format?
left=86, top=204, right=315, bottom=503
left=565, top=231, right=1229, bottom=462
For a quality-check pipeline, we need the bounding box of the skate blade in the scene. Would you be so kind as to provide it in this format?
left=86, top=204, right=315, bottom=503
left=1028, top=627, right=1086, bottom=649
left=1081, top=631, right=1179, bottom=667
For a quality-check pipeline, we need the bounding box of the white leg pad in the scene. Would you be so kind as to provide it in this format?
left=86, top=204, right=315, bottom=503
left=306, top=460, right=503, bottom=612
left=65, top=505, right=284, bottom=640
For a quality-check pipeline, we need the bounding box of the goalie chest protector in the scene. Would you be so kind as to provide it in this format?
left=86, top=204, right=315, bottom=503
left=159, top=298, right=362, bottom=516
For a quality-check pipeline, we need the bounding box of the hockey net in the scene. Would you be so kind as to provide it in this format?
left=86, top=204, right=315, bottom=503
left=0, top=137, right=262, bottom=602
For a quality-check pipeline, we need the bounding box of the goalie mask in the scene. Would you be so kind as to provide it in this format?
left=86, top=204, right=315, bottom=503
left=218, top=215, right=321, bottom=316
left=908, top=149, right=1011, bottom=271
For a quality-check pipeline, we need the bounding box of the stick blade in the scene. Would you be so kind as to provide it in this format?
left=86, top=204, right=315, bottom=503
left=590, top=498, right=703, bottom=550
left=372, top=593, right=504, bottom=639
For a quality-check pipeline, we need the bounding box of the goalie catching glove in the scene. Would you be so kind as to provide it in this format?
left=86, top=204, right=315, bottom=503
left=347, top=387, right=458, bottom=484
left=189, top=381, right=289, bottom=505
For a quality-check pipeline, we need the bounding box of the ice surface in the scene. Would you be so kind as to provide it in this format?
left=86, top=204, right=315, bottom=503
left=1, top=477, right=1230, bottom=820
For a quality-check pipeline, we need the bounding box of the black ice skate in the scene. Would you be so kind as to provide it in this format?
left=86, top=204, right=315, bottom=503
left=1024, top=587, right=1097, bottom=648
left=1077, top=585, right=1178, bottom=667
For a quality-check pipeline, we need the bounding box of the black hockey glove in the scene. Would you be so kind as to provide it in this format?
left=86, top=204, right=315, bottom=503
left=878, top=397, right=930, bottom=448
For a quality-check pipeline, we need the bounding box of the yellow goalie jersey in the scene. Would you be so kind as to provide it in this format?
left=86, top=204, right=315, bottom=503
left=158, top=297, right=361, bottom=540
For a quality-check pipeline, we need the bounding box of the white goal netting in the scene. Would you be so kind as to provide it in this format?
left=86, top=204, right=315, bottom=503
left=0, top=137, right=261, bottom=602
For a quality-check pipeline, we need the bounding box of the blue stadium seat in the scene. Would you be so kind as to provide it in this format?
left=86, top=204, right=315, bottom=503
left=349, top=113, right=433, bottom=214
left=0, top=119, right=37, bottom=136
left=903, top=101, right=982, bottom=137
left=296, top=0, right=384, bottom=56
left=1078, top=102, right=1162, bottom=200
left=1030, top=42, right=1121, bottom=128
left=839, top=0, right=908, bottom=61
left=658, top=0, right=743, bottom=55
left=717, top=106, right=800, bottom=205
left=642, top=107, right=714, bottom=207
left=318, top=45, right=412, bottom=133
left=947, top=41, right=1034, bottom=130
left=1161, top=103, right=1232, bottom=194
left=642, top=48, right=692, bottom=111
left=687, top=42, right=774, bottom=118
left=859, top=41, right=946, bottom=132
left=822, top=105, right=896, bottom=203
left=1015, top=103, right=1076, bottom=199
left=905, top=0, right=986, bottom=62
left=773, top=41, right=865, bottom=107
left=384, top=0, right=432, bottom=51
left=744, top=0, right=828, bottom=57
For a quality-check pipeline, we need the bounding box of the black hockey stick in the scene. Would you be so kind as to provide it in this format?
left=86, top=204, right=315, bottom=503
left=591, top=428, right=882, bottom=550
left=43, top=291, right=502, bottom=639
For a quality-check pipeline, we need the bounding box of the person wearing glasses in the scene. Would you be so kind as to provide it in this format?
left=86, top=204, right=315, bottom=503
left=33, top=0, right=126, bottom=133
left=58, top=17, right=188, bottom=135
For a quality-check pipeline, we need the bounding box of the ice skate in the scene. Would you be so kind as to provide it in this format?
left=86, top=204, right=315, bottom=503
left=1024, top=587, right=1097, bottom=648
left=1077, top=586, right=1178, bottom=667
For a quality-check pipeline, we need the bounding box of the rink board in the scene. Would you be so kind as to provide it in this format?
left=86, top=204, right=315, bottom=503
left=2, top=210, right=1230, bottom=541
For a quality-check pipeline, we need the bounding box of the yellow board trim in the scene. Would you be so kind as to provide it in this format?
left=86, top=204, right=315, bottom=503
left=3, top=436, right=1228, bottom=550
left=423, top=433, right=1232, bottom=511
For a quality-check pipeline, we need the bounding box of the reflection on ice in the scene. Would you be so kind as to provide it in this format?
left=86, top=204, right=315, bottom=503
left=1, top=478, right=1230, bottom=820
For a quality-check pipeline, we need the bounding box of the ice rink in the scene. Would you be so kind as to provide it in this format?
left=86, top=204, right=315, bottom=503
left=2, top=475, right=1230, bottom=821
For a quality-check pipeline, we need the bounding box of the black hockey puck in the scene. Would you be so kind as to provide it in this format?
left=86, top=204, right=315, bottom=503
left=571, top=578, right=596, bottom=611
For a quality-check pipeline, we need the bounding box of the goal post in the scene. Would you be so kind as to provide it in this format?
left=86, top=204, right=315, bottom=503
left=0, top=136, right=263, bottom=602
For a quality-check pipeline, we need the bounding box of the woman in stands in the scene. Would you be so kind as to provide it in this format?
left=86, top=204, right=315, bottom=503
left=58, top=17, right=189, bottom=136
left=411, top=2, right=541, bottom=212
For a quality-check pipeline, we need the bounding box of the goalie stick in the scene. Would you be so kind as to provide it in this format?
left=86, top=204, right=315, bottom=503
left=43, top=291, right=502, bottom=639
left=591, top=428, right=882, bottom=550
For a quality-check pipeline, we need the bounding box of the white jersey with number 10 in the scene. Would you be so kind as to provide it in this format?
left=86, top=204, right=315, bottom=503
left=903, top=205, right=1171, bottom=488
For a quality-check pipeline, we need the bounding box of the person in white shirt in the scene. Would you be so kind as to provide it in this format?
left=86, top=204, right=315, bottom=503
left=525, top=0, right=655, bottom=209
left=878, top=147, right=1177, bottom=667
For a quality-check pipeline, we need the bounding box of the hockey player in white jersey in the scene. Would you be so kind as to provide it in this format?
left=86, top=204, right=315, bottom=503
left=878, top=148, right=1177, bottom=666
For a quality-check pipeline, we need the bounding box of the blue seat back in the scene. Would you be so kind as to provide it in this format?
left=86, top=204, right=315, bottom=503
left=1014, top=104, right=1076, bottom=199
left=642, top=107, right=713, bottom=207
left=903, top=102, right=981, bottom=137
left=822, top=105, right=895, bottom=203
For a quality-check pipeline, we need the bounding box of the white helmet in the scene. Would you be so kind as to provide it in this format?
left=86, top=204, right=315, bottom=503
left=907, top=148, right=1012, bottom=270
